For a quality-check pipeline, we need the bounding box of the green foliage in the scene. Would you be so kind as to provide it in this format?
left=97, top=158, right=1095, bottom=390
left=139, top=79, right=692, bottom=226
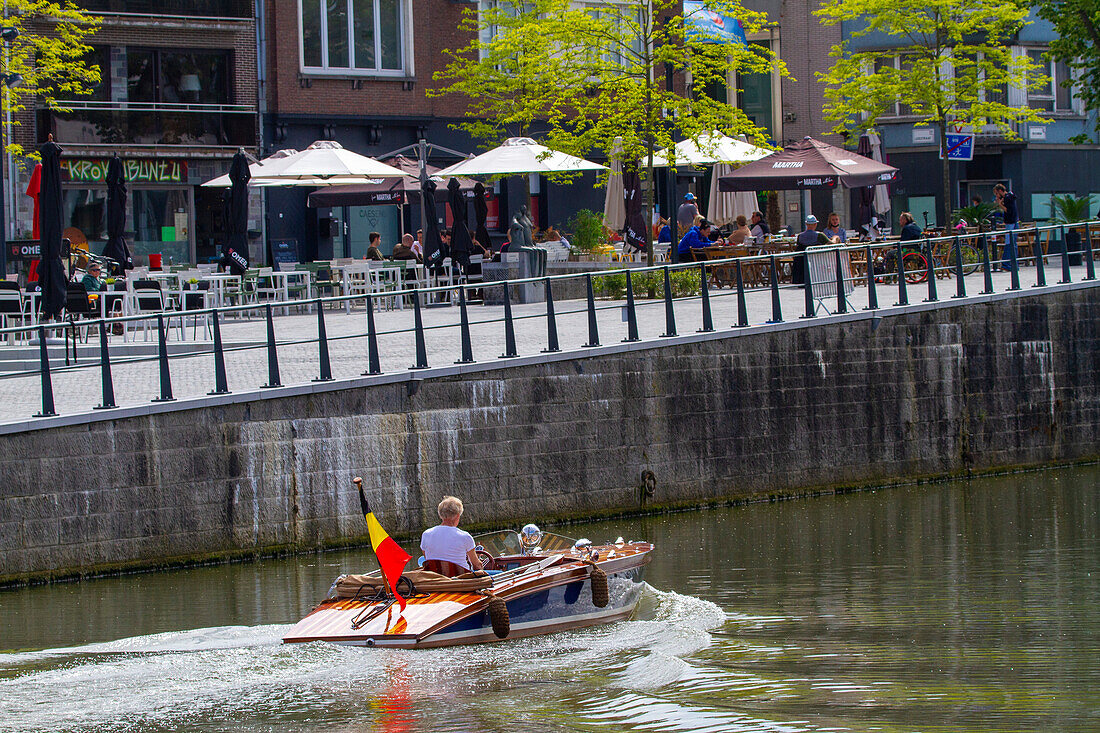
left=1049, top=194, right=1093, bottom=224
left=2, top=0, right=101, bottom=158
left=567, top=209, right=607, bottom=253
left=593, top=268, right=701, bottom=299
left=815, top=0, right=1042, bottom=225
left=1035, top=0, right=1100, bottom=142
left=952, top=202, right=999, bottom=228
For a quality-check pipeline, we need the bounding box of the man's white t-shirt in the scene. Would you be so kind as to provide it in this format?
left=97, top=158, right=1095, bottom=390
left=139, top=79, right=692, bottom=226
left=421, top=525, right=475, bottom=569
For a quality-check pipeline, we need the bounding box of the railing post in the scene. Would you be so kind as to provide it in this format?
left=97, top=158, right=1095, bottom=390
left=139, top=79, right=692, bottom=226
left=363, top=293, right=382, bottom=375
left=952, top=236, right=966, bottom=299
left=34, top=325, right=56, bottom=417
left=455, top=286, right=475, bottom=363
left=699, top=262, right=715, bottom=332
left=1007, top=231, right=1021, bottom=291
left=801, top=251, right=816, bottom=319
left=411, top=289, right=429, bottom=369
left=980, top=235, right=994, bottom=294
left=209, top=308, right=230, bottom=395
left=583, top=273, right=600, bottom=347
left=1059, top=225, right=1072, bottom=284
left=95, top=321, right=116, bottom=409
left=261, top=303, right=281, bottom=388
left=1084, top=223, right=1096, bottom=281
left=623, top=270, right=640, bottom=342
left=660, top=266, right=677, bottom=337
left=734, top=260, right=749, bottom=327
left=864, top=244, right=879, bottom=310
left=153, top=313, right=175, bottom=401
left=767, top=255, right=783, bottom=323
left=314, top=299, right=333, bottom=382
left=834, top=248, right=847, bottom=314
left=1034, top=228, right=1047, bottom=288
left=500, top=280, right=518, bottom=358
left=894, top=242, right=909, bottom=306
left=542, top=277, right=560, bottom=353
left=923, top=239, right=938, bottom=303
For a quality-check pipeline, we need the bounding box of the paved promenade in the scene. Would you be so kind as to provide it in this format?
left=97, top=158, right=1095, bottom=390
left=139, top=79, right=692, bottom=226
left=0, top=264, right=1093, bottom=423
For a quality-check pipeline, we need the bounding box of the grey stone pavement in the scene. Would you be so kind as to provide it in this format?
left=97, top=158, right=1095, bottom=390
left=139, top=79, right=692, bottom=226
left=1, top=263, right=1094, bottom=424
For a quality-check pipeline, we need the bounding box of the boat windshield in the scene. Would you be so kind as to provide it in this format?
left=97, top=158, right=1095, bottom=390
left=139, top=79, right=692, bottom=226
left=473, top=529, right=578, bottom=556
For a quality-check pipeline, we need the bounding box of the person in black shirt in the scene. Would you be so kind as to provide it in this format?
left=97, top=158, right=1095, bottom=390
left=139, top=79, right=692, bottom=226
left=899, top=212, right=923, bottom=241
left=994, top=183, right=1019, bottom=271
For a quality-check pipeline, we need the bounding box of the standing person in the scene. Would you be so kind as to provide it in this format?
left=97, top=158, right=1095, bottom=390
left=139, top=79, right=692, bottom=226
left=823, top=212, right=847, bottom=243
left=749, top=211, right=770, bottom=243
left=793, top=215, right=829, bottom=286
left=677, top=193, right=699, bottom=234
left=421, top=496, right=483, bottom=572
left=366, top=232, right=384, bottom=261
left=993, top=183, right=1018, bottom=271
left=677, top=218, right=713, bottom=261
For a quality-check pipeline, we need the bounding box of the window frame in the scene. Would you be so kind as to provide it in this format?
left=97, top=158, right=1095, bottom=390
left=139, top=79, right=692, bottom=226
left=297, top=0, right=412, bottom=78
left=1024, top=47, right=1078, bottom=115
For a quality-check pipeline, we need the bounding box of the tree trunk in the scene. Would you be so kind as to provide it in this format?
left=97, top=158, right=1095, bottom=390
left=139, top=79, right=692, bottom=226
left=939, top=122, right=952, bottom=228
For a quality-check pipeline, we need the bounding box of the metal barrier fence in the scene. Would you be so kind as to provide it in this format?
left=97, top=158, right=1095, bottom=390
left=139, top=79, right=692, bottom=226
left=1, top=221, right=1096, bottom=419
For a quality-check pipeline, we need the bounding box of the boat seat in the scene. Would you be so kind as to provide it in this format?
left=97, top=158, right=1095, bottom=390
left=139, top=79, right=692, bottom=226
left=422, top=559, right=467, bottom=578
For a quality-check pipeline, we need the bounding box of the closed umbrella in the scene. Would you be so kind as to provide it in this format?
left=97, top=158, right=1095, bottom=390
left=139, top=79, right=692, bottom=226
left=867, top=130, right=892, bottom=216
left=102, top=155, right=132, bottom=272
left=220, top=150, right=251, bottom=276
left=25, top=163, right=41, bottom=239
left=855, top=134, right=876, bottom=227
left=622, top=166, right=646, bottom=252
left=473, top=182, right=492, bottom=251
left=603, top=136, right=625, bottom=230
left=707, top=162, right=755, bottom=227
left=421, top=178, right=446, bottom=269
left=448, top=177, right=473, bottom=270
left=37, top=136, right=66, bottom=320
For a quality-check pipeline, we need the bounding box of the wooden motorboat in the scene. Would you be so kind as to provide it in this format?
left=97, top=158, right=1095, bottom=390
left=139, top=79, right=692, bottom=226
left=283, top=528, right=652, bottom=649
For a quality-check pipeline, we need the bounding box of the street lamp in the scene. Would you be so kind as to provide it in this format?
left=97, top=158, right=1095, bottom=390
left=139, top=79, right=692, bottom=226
left=0, top=24, right=18, bottom=277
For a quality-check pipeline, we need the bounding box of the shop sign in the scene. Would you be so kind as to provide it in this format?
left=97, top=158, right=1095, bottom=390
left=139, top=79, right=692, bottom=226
left=61, top=159, right=188, bottom=183
left=7, top=241, right=40, bottom=261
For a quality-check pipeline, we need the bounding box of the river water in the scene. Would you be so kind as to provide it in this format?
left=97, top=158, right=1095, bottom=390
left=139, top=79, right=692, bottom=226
left=1, top=466, right=1097, bottom=732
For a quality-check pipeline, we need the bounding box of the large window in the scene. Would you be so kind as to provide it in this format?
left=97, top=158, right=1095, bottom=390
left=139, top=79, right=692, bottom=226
left=873, top=56, right=913, bottom=117
left=300, top=0, right=406, bottom=74
left=1027, top=49, right=1075, bottom=113
left=127, top=48, right=231, bottom=105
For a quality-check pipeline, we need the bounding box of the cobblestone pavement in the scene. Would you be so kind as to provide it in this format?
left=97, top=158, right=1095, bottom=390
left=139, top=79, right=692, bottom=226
left=0, top=265, right=1092, bottom=422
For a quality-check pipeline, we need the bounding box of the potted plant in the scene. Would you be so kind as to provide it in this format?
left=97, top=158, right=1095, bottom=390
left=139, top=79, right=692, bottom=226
left=951, top=202, right=999, bottom=233
left=1050, top=194, right=1092, bottom=265
left=567, top=209, right=607, bottom=260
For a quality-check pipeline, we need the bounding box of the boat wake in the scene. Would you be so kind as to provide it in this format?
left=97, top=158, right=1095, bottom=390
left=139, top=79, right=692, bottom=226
left=0, top=584, right=724, bottom=733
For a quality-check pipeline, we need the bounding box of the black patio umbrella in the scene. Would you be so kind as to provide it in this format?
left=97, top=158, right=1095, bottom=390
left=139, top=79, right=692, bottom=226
left=102, top=155, right=133, bottom=273
left=421, top=177, right=446, bottom=270
left=622, top=166, right=646, bottom=252
left=447, top=177, right=473, bottom=270
left=472, top=182, right=492, bottom=251
left=220, top=149, right=251, bottom=275
left=37, top=135, right=66, bottom=320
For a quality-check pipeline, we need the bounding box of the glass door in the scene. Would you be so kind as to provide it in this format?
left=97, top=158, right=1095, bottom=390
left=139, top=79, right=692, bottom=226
left=348, top=205, right=401, bottom=257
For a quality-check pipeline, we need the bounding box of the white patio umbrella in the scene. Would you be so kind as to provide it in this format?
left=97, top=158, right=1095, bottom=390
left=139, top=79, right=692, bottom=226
left=603, top=136, right=626, bottom=230
left=435, top=137, right=606, bottom=177
left=200, top=148, right=299, bottom=187
left=707, top=162, right=757, bottom=227
left=248, top=140, right=408, bottom=185
left=867, top=130, right=892, bottom=216
left=652, top=132, right=772, bottom=168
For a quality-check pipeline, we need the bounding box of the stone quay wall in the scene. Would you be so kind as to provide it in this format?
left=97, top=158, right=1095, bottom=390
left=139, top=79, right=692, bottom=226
left=2, top=286, right=1097, bottom=584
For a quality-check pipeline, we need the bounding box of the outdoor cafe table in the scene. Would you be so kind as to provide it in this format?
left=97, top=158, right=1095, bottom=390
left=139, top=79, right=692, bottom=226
left=267, top=270, right=313, bottom=312
left=200, top=273, right=242, bottom=310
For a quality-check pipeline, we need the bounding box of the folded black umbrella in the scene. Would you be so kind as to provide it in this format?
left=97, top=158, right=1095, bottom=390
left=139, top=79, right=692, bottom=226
left=448, top=177, right=473, bottom=270
left=37, top=136, right=66, bottom=319
left=623, top=166, right=646, bottom=252
left=421, top=178, right=447, bottom=269
left=221, top=150, right=251, bottom=275
left=473, top=182, right=492, bottom=251
left=103, top=156, right=133, bottom=273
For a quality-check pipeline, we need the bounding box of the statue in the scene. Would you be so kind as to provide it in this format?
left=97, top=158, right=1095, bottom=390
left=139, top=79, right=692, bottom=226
left=509, top=205, right=534, bottom=249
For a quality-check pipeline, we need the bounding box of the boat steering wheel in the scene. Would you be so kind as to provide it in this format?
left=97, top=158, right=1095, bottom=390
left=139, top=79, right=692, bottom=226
left=475, top=549, right=495, bottom=570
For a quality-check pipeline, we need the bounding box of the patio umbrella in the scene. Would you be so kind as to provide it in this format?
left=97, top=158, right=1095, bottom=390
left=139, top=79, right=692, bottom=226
left=435, top=137, right=606, bottom=177
left=37, top=136, right=66, bottom=320
left=421, top=178, right=446, bottom=269
left=854, top=134, right=876, bottom=226
left=220, top=149, right=251, bottom=275
left=25, top=163, right=41, bottom=239
left=622, top=166, right=646, bottom=252
left=247, top=140, right=407, bottom=186
left=102, top=155, right=133, bottom=272
left=200, top=148, right=298, bottom=188
left=473, top=182, right=492, bottom=250
left=305, top=155, right=476, bottom=207
left=719, top=137, right=898, bottom=191
left=867, top=130, right=892, bottom=216
left=603, top=136, right=625, bottom=230
left=652, top=132, right=772, bottom=168
left=707, top=162, right=756, bottom=227
left=447, top=177, right=473, bottom=270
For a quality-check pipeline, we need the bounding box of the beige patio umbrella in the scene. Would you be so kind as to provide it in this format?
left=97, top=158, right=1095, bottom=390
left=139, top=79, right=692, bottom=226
left=708, top=162, right=757, bottom=227
left=200, top=148, right=299, bottom=187
left=248, top=140, right=407, bottom=185
left=602, top=136, right=626, bottom=230
left=434, top=137, right=606, bottom=177
left=651, top=132, right=772, bottom=168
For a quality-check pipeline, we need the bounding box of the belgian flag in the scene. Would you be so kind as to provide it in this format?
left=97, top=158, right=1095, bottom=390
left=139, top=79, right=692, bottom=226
left=357, top=479, right=411, bottom=610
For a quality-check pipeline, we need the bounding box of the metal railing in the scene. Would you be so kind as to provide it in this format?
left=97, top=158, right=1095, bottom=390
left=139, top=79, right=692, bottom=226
left=1, top=221, right=1096, bottom=420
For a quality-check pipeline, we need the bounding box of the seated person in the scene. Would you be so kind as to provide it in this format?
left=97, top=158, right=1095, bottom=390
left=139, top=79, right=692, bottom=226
left=899, top=211, right=922, bottom=242
left=677, top=219, right=713, bottom=261
left=366, top=232, right=385, bottom=261
left=749, top=211, right=770, bottom=242
left=656, top=218, right=672, bottom=244
left=823, top=212, right=847, bottom=243
left=727, top=215, right=752, bottom=244
left=421, top=496, right=482, bottom=573
left=391, top=233, right=421, bottom=262
left=81, top=262, right=106, bottom=292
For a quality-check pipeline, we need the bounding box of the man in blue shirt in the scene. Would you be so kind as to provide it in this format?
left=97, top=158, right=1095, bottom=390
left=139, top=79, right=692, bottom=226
left=677, top=219, right=713, bottom=261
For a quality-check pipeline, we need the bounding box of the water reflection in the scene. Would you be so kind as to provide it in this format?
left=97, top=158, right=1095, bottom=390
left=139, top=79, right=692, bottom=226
left=0, top=466, right=1096, bottom=732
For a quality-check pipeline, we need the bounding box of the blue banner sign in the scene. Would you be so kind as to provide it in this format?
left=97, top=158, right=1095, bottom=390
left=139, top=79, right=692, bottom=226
left=683, top=1, right=747, bottom=45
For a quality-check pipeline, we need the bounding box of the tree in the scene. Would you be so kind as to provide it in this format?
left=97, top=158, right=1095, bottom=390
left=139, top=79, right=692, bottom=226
left=1036, top=0, right=1100, bottom=144
left=816, top=0, right=1042, bottom=226
left=2, top=0, right=100, bottom=159
left=432, top=0, right=783, bottom=263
